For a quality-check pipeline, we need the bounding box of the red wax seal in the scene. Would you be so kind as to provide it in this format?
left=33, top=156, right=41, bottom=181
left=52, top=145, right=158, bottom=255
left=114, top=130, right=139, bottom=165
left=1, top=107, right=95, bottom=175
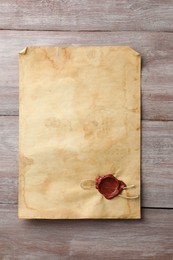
left=95, top=174, right=126, bottom=199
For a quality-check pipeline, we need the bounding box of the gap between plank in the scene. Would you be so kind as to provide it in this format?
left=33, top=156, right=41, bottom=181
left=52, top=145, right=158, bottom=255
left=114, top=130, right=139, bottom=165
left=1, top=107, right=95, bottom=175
left=0, top=201, right=173, bottom=210
left=0, top=115, right=173, bottom=122
left=0, top=28, right=173, bottom=33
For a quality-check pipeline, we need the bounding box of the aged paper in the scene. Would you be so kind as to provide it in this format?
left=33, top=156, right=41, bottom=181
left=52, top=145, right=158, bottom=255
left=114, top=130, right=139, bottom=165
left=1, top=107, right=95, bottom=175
left=19, top=46, right=141, bottom=219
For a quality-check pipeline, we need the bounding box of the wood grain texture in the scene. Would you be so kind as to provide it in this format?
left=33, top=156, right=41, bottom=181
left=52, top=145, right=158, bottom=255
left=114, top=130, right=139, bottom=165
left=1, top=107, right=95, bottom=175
left=0, top=30, right=173, bottom=120
left=0, top=0, right=172, bottom=258
left=0, top=0, right=173, bottom=32
left=142, top=121, right=173, bottom=208
left=0, top=116, right=173, bottom=208
left=0, top=205, right=172, bottom=259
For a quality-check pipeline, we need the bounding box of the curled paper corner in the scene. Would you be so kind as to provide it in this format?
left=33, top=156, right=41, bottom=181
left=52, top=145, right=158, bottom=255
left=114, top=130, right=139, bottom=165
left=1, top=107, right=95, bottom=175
left=19, top=47, right=28, bottom=55
left=125, top=46, right=140, bottom=56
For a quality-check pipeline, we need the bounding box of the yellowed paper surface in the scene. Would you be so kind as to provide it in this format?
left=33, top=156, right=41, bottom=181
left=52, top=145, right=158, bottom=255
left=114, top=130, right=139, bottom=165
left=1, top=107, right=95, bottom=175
left=19, top=46, right=141, bottom=219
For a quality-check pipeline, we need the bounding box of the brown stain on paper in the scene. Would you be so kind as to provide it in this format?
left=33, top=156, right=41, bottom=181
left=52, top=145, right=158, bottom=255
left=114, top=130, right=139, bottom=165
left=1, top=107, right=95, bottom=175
left=20, top=155, right=34, bottom=171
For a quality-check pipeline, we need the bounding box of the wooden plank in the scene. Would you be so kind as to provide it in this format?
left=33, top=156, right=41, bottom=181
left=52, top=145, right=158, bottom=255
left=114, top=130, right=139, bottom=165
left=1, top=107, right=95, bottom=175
left=0, top=0, right=173, bottom=32
left=142, top=121, right=173, bottom=208
left=0, top=205, right=172, bottom=259
left=0, top=30, right=173, bottom=120
left=0, top=116, right=173, bottom=208
left=0, top=116, right=18, bottom=203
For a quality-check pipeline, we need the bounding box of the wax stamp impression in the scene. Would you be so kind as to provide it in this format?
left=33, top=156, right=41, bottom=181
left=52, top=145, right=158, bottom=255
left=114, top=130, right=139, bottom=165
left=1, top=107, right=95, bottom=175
left=80, top=173, right=139, bottom=200
left=95, top=174, right=126, bottom=199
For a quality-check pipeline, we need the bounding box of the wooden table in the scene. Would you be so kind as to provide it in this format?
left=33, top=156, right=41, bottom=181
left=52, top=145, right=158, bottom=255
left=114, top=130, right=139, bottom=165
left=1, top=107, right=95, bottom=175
left=0, top=1, right=173, bottom=259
